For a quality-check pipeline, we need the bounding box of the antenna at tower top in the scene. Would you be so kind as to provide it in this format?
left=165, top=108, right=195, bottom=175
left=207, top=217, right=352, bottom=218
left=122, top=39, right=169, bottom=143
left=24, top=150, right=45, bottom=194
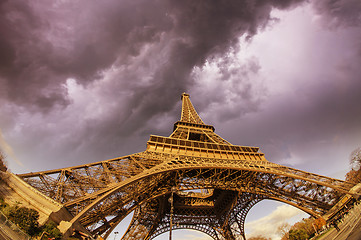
left=181, top=92, right=189, bottom=100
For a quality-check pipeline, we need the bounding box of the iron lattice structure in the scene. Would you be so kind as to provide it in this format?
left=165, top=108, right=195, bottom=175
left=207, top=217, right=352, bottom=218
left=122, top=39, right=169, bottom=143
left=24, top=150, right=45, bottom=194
left=19, top=93, right=358, bottom=240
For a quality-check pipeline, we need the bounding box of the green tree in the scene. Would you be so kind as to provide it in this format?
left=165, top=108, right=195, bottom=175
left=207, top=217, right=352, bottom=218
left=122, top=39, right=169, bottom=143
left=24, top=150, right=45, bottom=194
left=282, top=217, right=319, bottom=240
left=288, top=229, right=308, bottom=240
left=40, top=221, right=62, bottom=239
left=8, top=206, right=40, bottom=236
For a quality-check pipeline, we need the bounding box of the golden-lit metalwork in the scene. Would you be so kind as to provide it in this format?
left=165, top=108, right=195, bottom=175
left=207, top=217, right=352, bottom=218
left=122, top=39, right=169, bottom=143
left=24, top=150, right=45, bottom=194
left=18, top=93, right=359, bottom=240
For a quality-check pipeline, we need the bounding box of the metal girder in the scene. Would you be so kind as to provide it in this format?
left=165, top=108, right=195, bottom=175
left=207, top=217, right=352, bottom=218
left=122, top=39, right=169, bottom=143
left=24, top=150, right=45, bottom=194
left=121, top=192, right=266, bottom=240
left=19, top=152, right=355, bottom=237
left=17, top=93, right=359, bottom=239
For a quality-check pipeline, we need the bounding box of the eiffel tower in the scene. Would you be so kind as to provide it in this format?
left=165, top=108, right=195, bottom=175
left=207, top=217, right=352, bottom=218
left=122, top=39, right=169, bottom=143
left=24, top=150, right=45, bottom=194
left=18, top=93, right=359, bottom=240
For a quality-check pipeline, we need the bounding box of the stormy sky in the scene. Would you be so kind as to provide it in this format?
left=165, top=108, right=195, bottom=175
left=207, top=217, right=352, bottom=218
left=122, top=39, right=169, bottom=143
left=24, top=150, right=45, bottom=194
left=1, top=0, right=361, bottom=239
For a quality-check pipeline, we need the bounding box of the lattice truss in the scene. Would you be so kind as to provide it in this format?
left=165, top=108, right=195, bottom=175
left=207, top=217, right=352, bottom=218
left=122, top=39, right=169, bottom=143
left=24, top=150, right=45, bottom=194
left=18, top=93, right=358, bottom=240
left=19, top=152, right=355, bottom=239
left=123, top=192, right=266, bottom=240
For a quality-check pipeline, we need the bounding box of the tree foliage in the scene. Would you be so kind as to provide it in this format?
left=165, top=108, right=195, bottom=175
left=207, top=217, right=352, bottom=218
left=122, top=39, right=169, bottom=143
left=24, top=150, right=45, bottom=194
left=279, top=217, right=326, bottom=240
left=0, top=150, right=7, bottom=172
left=294, top=218, right=314, bottom=236
left=313, top=218, right=326, bottom=230
left=41, top=221, right=62, bottom=239
left=346, top=169, right=361, bottom=183
left=288, top=229, right=308, bottom=240
left=0, top=199, right=62, bottom=239
left=278, top=222, right=291, bottom=240
left=350, top=147, right=361, bottom=170
left=7, top=206, right=39, bottom=236
left=346, top=147, right=361, bottom=183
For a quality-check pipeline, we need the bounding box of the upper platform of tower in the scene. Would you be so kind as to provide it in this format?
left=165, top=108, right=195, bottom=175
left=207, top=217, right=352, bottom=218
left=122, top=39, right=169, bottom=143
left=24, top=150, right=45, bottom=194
left=171, top=93, right=226, bottom=144
left=146, top=93, right=264, bottom=160
left=173, top=93, right=215, bottom=133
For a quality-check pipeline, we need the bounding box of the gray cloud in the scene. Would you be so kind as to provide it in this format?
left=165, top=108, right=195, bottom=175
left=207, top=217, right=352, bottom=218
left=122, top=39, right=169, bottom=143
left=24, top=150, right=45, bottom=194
left=1, top=0, right=360, bottom=176
left=313, top=0, right=361, bottom=28
left=1, top=4, right=360, bottom=240
left=0, top=0, right=305, bottom=113
left=0, top=0, right=174, bottom=112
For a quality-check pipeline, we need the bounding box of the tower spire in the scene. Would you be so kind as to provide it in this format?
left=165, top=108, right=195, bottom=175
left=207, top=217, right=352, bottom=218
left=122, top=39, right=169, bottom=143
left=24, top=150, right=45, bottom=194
left=171, top=93, right=219, bottom=141
left=180, top=93, right=205, bottom=124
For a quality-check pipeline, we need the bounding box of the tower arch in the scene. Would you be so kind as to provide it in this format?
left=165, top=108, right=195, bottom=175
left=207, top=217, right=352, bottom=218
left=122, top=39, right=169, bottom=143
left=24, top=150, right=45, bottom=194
left=18, top=93, right=359, bottom=239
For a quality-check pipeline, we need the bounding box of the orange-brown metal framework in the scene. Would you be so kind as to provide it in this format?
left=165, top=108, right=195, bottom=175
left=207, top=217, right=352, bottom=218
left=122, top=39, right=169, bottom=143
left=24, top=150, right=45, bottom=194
left=19, top=93, right=359, bottom=240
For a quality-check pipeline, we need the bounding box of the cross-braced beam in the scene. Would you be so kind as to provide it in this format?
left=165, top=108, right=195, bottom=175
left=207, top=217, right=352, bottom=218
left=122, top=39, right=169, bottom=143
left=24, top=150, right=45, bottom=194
left=17, top=93, right=359, bottom=239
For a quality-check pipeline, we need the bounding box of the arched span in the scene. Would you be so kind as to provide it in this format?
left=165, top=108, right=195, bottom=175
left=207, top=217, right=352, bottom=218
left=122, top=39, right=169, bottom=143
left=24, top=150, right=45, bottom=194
left=17, top=94, right=359, bottom=239
left=31, top=152, right=350, bottom=238
left=121, top=191, right=267, bottom=240
left=106, top=190, right=317, bottom=240
left=65, top=154, right=349, bottom=226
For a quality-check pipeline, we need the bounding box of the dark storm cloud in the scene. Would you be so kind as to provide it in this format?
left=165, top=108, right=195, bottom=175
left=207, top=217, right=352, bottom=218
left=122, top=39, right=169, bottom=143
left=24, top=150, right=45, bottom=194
left=188, top=54, right=266, bottom=127
left=224, top=51, right=361, bottom=171
left=89, top=0, right=307, bottom=136
left=0, top=0, right=305, bottom=114
left=0, top=0, right=173, bottom=111
left=202, top=1, right=361, bottom=173
left=6, top=0, right=361, bottom=173
left=313, top=0, right=361, bottom=28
